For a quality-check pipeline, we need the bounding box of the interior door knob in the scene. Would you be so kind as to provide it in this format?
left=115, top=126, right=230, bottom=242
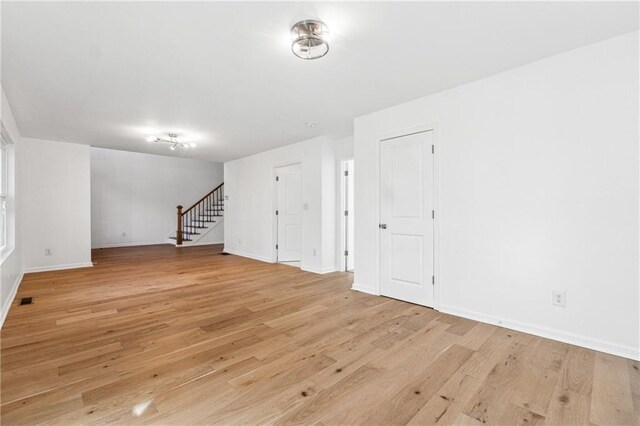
left=379, top=223, right=387, bottom=229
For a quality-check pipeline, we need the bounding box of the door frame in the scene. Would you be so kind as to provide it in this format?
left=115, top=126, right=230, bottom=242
left=376, top=123, right=441, bottom=309
left=271, top=161, right=303, bottom=263
left=340, top=158, right=354, bottom=272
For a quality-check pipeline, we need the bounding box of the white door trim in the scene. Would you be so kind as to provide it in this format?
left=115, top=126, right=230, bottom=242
left=340, top=159, right=355, bottom=272
left=340, top=159, right=348, bottom=272
left=375, top=123, right=440, bottom=310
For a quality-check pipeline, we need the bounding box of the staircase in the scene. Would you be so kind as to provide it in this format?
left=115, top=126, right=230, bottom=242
left=170, top=182, right=224, bottom=246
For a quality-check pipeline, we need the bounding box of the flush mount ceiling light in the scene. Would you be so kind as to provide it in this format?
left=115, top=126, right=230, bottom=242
left=291, top=20, right=329, bottom=60
left=146, top=133, right=190, bottom=150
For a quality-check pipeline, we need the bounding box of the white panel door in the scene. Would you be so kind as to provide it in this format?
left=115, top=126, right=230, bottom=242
left=380, top=131, right=434, bottom=307
left=276, top=164, right=302, bottom=262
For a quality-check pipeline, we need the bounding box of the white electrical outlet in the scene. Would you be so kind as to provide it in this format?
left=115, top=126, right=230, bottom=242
left=312, top=248, right=317, bottom=256
left=45, top=248, right=53, bottom=256
left=122, top=232, right=127, bottom=237
left=552, top=290, right=566, bottom=307
left=238, top=238, right=242, bottom=245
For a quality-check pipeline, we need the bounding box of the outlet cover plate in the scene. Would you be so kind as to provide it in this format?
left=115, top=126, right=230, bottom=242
left=552, top=290, right=566, bottom=307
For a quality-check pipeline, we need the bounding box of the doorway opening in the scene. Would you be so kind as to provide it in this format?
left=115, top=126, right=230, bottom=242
left=341, top=159, right=354, bottom=272
left=274, top=163, right=302, bottom=266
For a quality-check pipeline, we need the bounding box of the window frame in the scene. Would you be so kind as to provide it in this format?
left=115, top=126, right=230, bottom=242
left=0, top=123, right=12, bottom=254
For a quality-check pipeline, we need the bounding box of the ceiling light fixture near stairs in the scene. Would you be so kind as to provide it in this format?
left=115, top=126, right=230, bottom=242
left=146, top=133, right=191, bottom=150
left=291, top=20, right=329, bottom=60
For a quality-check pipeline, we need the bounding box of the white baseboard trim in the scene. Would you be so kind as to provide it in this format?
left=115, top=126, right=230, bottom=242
left=24, top=262, right=94, bottom=273
left=0, top=271, right=24, bottom=329
left=300, top=265, right=336, bottom=275
left=351, top=283, right=379, bottom=296
left=178, top=240, right=224, bottom=248
left=92, top=241, right=169, bottom=249
left=439, top=304, right=640, bottom=361
left=222, top=248, right=274, bottom=264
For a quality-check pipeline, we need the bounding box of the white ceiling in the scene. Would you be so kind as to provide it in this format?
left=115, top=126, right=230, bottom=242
left=2, top=2, right=638, bottom=162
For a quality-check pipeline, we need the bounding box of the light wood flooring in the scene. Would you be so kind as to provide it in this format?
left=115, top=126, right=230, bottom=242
left=1, top=244, right=638, bottom=425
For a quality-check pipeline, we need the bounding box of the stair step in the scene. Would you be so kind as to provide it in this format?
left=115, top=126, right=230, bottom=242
left=169, top=237, right=193, bottom=242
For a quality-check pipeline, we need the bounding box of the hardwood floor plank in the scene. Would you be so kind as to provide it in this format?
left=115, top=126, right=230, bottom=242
left=361, top=344, right=474, bottom=425
left=559, top=346, right=596, bottom=396
left=547, top=387, right=591, bottom=425
left=509, top=363, right=559, bottom=417
left=453, top=413, right=485, bottom=425
left=407, top=372, right=482, bottom=425
left=463, top=340, right=532, bottom=424
left=497, top=403, right=546, bottom=426
left=590, top=352, right=636, bottom=425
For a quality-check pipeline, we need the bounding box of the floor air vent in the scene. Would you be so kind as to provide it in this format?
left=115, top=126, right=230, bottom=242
left=19, top=297, right=34, bottom=306
left=220, top=252, right=231, bottom=256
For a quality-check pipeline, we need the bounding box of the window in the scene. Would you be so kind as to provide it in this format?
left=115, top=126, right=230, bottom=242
left=0, top=132, right=8, bottom=251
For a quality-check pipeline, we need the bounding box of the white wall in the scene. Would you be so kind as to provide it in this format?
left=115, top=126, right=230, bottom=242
left=224, top=136, right=352, bottom=273
left=22, top=138, right=92, bottom=272
left=0, top=88, right=23, bottom=325
left=90, top=148, right=223, bottom=248
left=354, top=32, right=639, bottom=360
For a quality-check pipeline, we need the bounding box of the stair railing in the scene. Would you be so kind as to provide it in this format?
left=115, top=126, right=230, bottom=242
left=176, top=182, right=224, bottom=245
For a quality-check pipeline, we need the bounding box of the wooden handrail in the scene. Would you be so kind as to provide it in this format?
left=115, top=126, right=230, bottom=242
left=183, top=182, right=224, bottom=215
